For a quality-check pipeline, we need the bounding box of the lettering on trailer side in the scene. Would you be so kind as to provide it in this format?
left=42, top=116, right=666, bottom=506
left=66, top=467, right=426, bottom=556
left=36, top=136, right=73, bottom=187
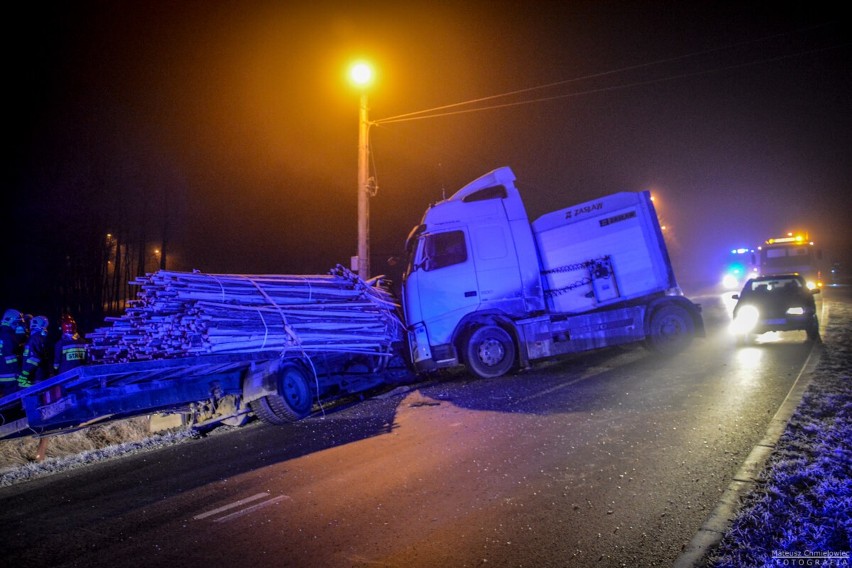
left=565, top=202, right=603, bottom=219
left=599, top=210, right=637, bottom=227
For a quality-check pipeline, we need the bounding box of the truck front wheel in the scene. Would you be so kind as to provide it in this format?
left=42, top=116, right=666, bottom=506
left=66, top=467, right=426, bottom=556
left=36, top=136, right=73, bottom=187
left=645, top=304, right=695, bottom=355
left=250, top=364, right=314, bottom=424
left=464, top=325, right=516, bottom=379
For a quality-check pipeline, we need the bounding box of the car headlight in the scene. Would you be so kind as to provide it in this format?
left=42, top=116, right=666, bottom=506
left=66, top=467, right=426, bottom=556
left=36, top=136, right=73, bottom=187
left=786, top=307, right=805, bottom=315
left=731, top=305, right=760, bottom=333
left=722, top=274, right=739, bottom=289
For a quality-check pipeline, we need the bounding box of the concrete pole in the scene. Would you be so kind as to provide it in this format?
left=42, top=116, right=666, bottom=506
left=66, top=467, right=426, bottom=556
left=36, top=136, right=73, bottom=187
left=357, top=92, right=370, bottom=279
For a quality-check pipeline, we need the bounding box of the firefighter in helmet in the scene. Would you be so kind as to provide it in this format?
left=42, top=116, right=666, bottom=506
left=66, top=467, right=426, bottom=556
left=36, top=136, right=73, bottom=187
left=18, top=315, right=52, bottom=389
left=18, top=314, right=32, bottom=346
left=54, top=314, right=88, bottom=376
left=31, top=314, right=90, bottom=463
left=0, top=309, right=25, bottom=396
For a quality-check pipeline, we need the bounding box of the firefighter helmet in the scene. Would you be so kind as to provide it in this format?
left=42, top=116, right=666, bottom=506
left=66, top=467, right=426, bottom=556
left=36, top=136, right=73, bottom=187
left=30, top=315, right=49, bottom=335
left=1, top=309, right=24, bottom=328
left=61, top=315, right=78, bottom=336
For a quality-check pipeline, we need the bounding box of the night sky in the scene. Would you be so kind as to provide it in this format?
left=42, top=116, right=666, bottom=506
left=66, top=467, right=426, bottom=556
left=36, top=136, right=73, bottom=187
left=4, top=1, right=850, bottom=315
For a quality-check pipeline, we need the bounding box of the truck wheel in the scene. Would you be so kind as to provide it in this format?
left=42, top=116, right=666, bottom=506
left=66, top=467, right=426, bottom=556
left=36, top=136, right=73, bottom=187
left=646, top=304, right=695, bottom=355
left=464, top=325, right=516, bottom=379
left=250, top=364, right=314, bottom=425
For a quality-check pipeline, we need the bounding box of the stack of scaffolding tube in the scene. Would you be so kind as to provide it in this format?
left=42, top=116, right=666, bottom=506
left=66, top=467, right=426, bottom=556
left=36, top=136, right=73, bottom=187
left=87, top=265, right=404, bottom=364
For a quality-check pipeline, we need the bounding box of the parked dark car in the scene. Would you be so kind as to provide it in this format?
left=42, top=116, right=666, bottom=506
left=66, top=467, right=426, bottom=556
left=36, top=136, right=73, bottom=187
left=730, top=274, right=820, bottom=344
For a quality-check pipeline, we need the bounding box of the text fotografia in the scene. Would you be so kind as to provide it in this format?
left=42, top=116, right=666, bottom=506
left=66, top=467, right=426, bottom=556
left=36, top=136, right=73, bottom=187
left=772, top=551, right=850, bottom=566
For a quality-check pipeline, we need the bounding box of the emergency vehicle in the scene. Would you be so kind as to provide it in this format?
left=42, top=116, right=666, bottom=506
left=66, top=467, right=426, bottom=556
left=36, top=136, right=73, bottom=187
left=757, top=233, right=823, bottom=289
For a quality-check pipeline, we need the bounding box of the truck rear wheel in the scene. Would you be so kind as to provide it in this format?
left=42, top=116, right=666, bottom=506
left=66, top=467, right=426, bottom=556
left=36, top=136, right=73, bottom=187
left=646, top=304, right=695, bottom=355
left=250, top=364, right=314, bottom=424
left=464, top=325, right=516, bottom=379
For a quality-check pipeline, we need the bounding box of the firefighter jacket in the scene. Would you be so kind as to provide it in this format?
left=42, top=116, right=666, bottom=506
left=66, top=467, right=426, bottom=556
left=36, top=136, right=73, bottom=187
left=0, top=325, right=20, bottom=388
left=19, top=332, right=52, bottom=387
left=54, top=334, right=89, bottom=375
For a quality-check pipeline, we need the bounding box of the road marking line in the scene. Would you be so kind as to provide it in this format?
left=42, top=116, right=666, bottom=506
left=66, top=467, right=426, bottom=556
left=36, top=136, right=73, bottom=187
left=193, top=492, right=272, bottom=520
left=213, top=495, right=290, bottom=523
left=512, top=360, right=631, bottom=405
left=513, top=373, right=598, bottom=404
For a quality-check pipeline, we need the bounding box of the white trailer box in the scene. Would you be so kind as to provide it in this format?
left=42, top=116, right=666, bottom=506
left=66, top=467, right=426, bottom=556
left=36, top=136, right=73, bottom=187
left=532, top=191, right=674, bottom=314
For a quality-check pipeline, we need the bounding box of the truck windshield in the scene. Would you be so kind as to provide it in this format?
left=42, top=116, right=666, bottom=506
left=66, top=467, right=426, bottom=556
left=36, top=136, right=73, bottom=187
left=412, top=230, right=468, bottom=272
left=761, top=246, right=814, bottom=269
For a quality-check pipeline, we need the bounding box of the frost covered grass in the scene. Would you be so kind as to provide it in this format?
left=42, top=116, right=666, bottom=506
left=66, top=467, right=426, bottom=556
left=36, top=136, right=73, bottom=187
left=0, top=416, right=196, bottom=487
left=706, top=300, right=852, bottom=567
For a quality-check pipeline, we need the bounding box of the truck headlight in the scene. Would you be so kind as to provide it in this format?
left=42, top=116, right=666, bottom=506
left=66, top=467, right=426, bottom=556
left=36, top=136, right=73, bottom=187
left=409, top=323, right=432, bottom=363
left=786, top=307, right=805, bottom=315
left=731, top=305, right=759, bottom=334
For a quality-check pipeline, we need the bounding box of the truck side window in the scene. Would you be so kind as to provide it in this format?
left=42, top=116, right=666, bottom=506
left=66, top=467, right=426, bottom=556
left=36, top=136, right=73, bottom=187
left=423, top=230, right=467, bottom=271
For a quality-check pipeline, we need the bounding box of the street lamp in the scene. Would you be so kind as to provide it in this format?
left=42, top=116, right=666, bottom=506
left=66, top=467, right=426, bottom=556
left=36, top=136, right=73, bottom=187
left=349, top=61, right=374, bottom=279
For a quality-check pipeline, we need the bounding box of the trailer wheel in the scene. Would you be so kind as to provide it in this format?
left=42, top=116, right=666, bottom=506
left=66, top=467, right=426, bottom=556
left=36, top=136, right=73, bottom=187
left=646, top=304, right=695, bottom=355
left=464, top=325, right=516, bottom=379
left=250, top=364, right=314, bottom=424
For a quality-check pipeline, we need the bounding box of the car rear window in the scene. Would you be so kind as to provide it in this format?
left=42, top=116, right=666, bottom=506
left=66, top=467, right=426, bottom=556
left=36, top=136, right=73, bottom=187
left=749, top=278, right=801, bottom=292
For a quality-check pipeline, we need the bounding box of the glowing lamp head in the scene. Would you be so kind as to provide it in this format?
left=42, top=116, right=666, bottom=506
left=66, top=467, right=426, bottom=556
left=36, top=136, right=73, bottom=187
left=349, top=62, right=374, bottom=88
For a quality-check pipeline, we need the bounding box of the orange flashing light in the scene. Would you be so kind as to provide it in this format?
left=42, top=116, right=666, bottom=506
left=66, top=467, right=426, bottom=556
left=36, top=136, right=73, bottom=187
left=765, top=232, right=811, bottom=245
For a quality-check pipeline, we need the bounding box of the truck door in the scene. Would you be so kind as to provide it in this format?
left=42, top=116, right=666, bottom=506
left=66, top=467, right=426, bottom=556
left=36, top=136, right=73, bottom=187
left=405, top=229, right=480, bottom=350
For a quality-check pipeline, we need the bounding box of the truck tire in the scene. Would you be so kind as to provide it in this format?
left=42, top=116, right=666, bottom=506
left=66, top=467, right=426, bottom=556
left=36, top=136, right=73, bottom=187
left=250, top=364, right=314, bottom=424
left=645, top=303, right=695, bottom=355
left=464, top=325, right=516, bottom=379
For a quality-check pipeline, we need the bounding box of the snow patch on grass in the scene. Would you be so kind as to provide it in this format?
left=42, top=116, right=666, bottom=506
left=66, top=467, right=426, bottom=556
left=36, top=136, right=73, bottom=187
left=0, top=416, right=196, bottom=487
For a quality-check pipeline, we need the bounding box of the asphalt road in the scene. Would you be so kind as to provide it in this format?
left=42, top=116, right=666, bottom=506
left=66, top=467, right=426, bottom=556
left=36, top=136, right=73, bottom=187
left=0, top=286, right=838, bottom=568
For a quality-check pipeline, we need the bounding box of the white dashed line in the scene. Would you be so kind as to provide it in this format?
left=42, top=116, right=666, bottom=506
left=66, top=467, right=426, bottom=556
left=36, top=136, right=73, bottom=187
left=193, top=492, right=290, bottom=522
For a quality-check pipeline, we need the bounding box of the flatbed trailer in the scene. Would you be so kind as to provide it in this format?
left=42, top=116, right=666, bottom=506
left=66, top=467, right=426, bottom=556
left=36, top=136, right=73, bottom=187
left=0, top=348, right=407, bottom=441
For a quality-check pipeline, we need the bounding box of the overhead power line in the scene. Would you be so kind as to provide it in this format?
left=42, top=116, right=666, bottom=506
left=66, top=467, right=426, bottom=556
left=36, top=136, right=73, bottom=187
left=373, top=24, right=847, bottom=126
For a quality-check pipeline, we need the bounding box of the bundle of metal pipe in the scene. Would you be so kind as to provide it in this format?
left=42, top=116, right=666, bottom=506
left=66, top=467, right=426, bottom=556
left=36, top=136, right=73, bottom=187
left=87, top=265, right=404, bottom=363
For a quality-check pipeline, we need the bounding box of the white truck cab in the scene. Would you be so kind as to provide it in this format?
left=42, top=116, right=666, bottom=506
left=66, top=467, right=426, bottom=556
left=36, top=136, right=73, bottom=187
left=403, top=167, right=704, bottom=378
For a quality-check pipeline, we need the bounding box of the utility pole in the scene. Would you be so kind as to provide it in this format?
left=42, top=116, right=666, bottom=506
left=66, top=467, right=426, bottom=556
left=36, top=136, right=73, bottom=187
left=350, top=61, right=374, bottom=280
left=357, top=91, right=370, bottom=279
